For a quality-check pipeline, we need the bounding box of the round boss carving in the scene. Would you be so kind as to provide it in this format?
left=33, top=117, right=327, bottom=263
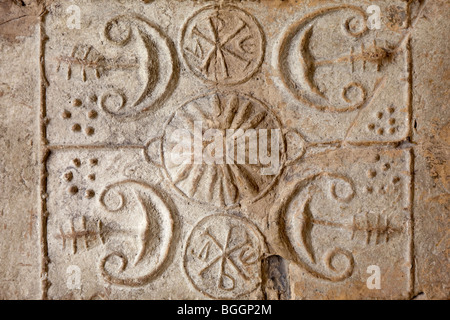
left=184, top=214, right=265, bottom=299
left=160, top=92, right=285, bottom=208
left=180, top=5, right=265, bottom=85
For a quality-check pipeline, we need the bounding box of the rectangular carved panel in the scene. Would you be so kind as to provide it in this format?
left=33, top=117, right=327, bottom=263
left=30, top=0, right=444, bottom=300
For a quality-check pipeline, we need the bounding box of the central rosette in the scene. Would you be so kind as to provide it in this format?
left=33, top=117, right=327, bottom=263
left=161, top=93, right=284, bottom=208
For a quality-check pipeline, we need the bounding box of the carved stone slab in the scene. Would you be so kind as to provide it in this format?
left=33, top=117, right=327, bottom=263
left=270, top=147, right=413, bottom=299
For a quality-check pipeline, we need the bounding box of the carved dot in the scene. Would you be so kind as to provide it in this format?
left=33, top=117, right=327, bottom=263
left=85, top=127, right=95, bottom=136
left=389, top=118, right=396, bottom=125
left=377, top=128, right=384, bottom=135
left=85, top=189, right=95, bottom=199
left=89, top=95, right=98, bottom=103
left=88, top=110, right=98, bottom=119
left=342, top=82, right=365, bottom=104
left=377, top=112, right=384, bottom=119
left=348, top=19, right=361, bottom=31
left=64, top=171, right=73, bottom=182
left=90, top=158, right=98, bottom=166
left=345, top=16, right=366, bottom=36
left=383, top=163, right=391, bottom=171
left=68, top=185, right=79, bottom=195
left=73, top=99, right=82, bottom=107
left=62, top=110, right=72, bottom=119
left=368, top=123, right=376, bottom=131
left=73, top=158, right=81, bottom=167
left=389, top=127, right=396, bottom=134
left=393, top=177, right=401, bottom=184
left=367, top=170, right=377, bottom=178
left=387, top=107, right=395, bottom=114
left=331, top=180, right=354, bottom=202
left=72, top=124, right=81, bottom=132
left=88, top=174, right=96, bottom=181
left=366, top=186, right=373, bottom=193
left=105, top=19, right=132, bottom=45
left=374, top=154, right=381, bottom=162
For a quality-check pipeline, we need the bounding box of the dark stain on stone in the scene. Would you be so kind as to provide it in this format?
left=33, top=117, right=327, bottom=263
left=262, top=255, right=290, bottom=300
left=0, top=0, right=51, bottom=42
left=385, top=5, right=407, bottom=31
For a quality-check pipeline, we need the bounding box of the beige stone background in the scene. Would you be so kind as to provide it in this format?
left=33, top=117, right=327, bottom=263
left=0, top=0, right=448, bottom=299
